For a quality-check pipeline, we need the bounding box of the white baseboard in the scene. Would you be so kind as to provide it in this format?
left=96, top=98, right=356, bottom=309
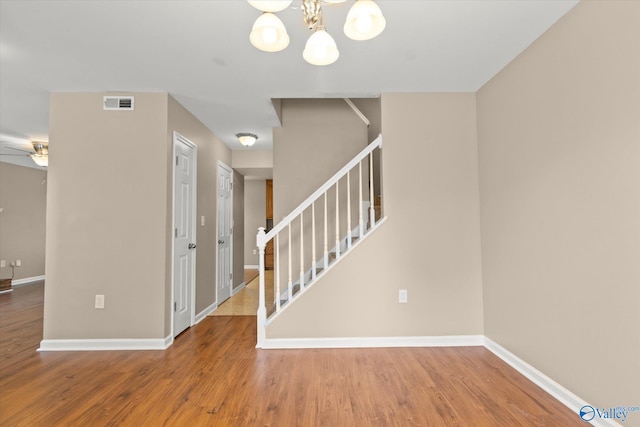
left=38, top=335, right=173, bottom=351
left=244, top=265, right=259, bottom=269
left=232, top=282, right=246, bottom=296
left=0, top=289, right=14, bottom=295
left=259, top=334, right=484, bottom=349
left=194, top=301, right=217, bottom=324
left=484, top=337, right=621, bottom=427
left=12, top=275, right=45, bottom=286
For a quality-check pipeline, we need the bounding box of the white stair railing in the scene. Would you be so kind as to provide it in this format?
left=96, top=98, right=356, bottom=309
left=256, top=135, right=382, bottom=347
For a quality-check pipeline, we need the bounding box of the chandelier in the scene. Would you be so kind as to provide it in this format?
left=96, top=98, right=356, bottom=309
left=247, top=0, right=386, bottom=66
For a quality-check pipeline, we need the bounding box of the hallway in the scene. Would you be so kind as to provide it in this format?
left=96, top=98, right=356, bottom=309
left=210, top=269, right=273, bottom=316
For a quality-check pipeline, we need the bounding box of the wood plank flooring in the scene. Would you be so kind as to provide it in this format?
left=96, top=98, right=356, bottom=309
left=0, top=282, right=584, bottom=426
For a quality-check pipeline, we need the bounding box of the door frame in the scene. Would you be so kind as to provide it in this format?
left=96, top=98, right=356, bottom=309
left=171, top=131, right=197, bottom=339
left=216, top=160, right=233, bottom=304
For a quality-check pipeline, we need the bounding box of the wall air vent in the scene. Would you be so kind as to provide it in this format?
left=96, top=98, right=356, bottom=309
left=103, top=96, right=135, bottom=111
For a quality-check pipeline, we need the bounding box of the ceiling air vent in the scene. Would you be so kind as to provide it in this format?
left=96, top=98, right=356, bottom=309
left=103, top=96, right=134, bottom=111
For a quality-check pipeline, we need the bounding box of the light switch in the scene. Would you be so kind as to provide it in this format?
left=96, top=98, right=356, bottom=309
left=201, top=216, right=205, bottom=226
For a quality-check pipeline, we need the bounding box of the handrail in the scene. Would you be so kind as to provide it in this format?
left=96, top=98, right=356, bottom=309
left=259, top=134, right=382, bottom=246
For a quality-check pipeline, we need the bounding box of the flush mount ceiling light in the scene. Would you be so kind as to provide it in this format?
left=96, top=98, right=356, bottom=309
left=247, top=0, right=385, bottom=66
left=236, top=133, right=259, bottom=147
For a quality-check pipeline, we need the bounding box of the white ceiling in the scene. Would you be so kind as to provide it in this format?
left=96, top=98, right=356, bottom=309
left=0, top=0, right=578, bottom=169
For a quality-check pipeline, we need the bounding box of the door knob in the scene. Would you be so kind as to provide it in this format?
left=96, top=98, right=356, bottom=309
left=188, top=243, right=197, bottom=249
left=218, top=240, right=224, bottom=244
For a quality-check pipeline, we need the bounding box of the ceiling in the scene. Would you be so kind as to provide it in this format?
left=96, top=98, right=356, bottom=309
left=0, top=0, right=578, bottom=169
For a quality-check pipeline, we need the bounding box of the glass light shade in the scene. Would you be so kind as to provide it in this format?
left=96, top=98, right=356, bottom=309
left=250, top=13, right=290, bottom=52
left=236, top=133, right=258, bottom=147
left=247, top=1, right=292, bottom=13
left=30, top=154, right=48, bottom=167
left=303, top=28, right=339, bottom=66
left=343, top=0, right=386, bottom=41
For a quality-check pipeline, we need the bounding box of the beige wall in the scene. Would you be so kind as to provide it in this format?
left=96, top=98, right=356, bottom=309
left=351, top=98, right=382, bottom=196
left=267, top=93, right=484, bottom=338
left=45, top=93, right=169, bottom=339
left=232, top=149, right=273, bottom=170
left=44, top=93, right=231, bottom=341
left=244, top=179, right=266, bottom=267
left=350, top=98, right=381, bottom=145
left=0, top=163, right=47, bottom=281
left=477, top=0, right=640, bottom=410
left=273, top=98, right=369, bottom=220
left=233, top=170, right=244, bottom=289
left=166, top=95, right=232, bottom=318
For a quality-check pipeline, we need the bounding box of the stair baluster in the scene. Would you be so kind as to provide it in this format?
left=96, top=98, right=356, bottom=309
left=369, top=151, right=376, bottom=228
left=275, top=233, right=281, bottom=311
left=324, top=193, right=329, bottom=269
left=335, top=181, right=340, bottom=260
left=359, top=162, right=364, bottom=239
left=347, top=171, right=352, bottom=248
left=299, top=213, right=305, bottom=291
left=311, top=202, right=317, bottom=281
left=287, top=223, right=293, bottom=302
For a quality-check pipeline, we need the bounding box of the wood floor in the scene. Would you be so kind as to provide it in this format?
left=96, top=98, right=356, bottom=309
left=0, top=282, right=583, bottom=426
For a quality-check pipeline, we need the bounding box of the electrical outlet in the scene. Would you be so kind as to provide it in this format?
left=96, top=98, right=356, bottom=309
left=253, top=249, right=257, bottom=255
left=95, top=295, right=105, bottom=309
left=399, top=289, right=408, bottom=303
left=15, top=260, right=21, bottom=267
left=0, top=260, right=5, bottom=268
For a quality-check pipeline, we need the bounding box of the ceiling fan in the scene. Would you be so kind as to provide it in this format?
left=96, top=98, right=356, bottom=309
left=0, top=140, right=49, bottom=167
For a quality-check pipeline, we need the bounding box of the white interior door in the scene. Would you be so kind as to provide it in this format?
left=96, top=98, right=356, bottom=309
left=173, top=133, right=197, bottom=337
left=217, top=162, right=233, bottom=304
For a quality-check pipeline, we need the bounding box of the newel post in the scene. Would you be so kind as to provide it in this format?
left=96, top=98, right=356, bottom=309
left=256, top=227, right=267, bottom=348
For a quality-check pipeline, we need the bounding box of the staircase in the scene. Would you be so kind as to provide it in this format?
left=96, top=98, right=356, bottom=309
left=256, top=135, right=383, bottom=348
